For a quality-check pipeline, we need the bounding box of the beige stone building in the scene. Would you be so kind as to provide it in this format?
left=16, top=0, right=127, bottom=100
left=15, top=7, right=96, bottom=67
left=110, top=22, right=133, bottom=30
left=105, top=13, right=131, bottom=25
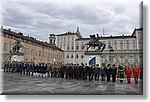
left=1, top=27, right=64, bottom=63
left=50, top=27, right=143, bottom=67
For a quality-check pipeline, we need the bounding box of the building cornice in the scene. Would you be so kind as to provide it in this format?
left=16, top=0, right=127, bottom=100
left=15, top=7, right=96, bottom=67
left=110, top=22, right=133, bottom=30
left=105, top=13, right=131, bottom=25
left=1, top=28, right=63, bottom=52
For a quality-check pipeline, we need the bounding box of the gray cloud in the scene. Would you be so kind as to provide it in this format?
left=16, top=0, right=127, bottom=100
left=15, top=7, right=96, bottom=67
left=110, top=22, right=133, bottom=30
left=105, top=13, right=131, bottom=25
left=1, top=0, right=142, bottom=41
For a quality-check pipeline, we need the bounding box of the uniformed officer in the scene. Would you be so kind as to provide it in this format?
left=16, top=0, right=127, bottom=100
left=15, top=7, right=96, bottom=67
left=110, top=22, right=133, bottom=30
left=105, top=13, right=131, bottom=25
left=133, top=64, right=139, bottom=84
left=82, top=63, right=88, bottom=80
left=106, top=64, right=111, bottom=82
left=100, top=63, right=106, bottom=81
left=60, top=64, right=65, bottom=78
left=125, top=65, right=132, bottom=83
left=139, top=67, right=143, bottom=80
left=94, top=64, right=100, bottom=80
left=80, top=63, right=84, bottom=79
left=111, top=64, right=117, bottom=83
left=89, top=64, right=93, bottom=81
left=18, top=62, right=23, bottom=74
left=118, top=65, right=125, bottom=83
left=76, top=63, right=80, bottom=80
left=73, top=64, right=78, bottom=79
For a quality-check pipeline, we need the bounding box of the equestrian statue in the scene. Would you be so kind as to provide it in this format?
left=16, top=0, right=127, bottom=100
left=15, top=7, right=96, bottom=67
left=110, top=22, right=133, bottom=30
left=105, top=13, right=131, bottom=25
left=10, top=40, right=24, bottom=53
left=84, top=34, right=106, bottom=52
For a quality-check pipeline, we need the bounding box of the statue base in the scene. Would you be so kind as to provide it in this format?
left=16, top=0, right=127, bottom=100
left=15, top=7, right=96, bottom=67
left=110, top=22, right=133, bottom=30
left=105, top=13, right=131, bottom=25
left=84, top=51, right=103, bottom=66
left=10, top=52, right=24, bottom=62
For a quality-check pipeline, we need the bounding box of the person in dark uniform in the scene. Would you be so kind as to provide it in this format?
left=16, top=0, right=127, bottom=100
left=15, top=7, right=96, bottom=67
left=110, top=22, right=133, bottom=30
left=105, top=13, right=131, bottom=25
left=106, top=64, right=111, bottom=82
left=60, top=64, right=65, bottom=78
left=18, top=62, right=23, bottom=74
left=94, top=64, right=100, bottom=80
left=139, top=66, right=143, bottom=80
left=76, top=63, right=80, bottom=80
left=118, top=65, right=125, bottom=83
left=111, top=64, right=117, bottom=82
left=89, top=64, right=93, bottom=81
left=68, top=64, right=72, bottom=79
left=82, top=63, right=88, bottom=80
left=80, top=63, right=84, bottom=79
left=73, top=64, right=78, bottom=79
left=100, top=63, right=106, bottom=81
left=31, top=63, right=36, bottom=76
left=65, top=64, right=69, bottom=79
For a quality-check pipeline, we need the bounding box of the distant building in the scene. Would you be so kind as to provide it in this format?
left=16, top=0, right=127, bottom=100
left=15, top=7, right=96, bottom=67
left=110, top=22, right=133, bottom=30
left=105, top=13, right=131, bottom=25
left=50, top=27, right=143, bottom=67
left=1, top=27, right=64, bottom=63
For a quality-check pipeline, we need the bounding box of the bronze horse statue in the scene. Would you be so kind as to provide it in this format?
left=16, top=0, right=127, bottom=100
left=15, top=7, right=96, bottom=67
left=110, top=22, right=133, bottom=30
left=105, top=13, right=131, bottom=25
left=84, top=34, right=106, bottom=52
left=11, top=40, right=24, bottom=53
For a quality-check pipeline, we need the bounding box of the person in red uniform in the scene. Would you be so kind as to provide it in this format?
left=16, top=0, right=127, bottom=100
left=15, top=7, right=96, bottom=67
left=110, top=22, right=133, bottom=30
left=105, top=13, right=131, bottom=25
left=133, top=65, right=139, bottom=84
left=125, top=65, right=132, bottom=84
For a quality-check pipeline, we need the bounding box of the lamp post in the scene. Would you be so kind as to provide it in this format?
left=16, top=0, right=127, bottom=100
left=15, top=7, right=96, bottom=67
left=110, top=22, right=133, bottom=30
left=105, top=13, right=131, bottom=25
left=109, top=46, right=114, bottom=65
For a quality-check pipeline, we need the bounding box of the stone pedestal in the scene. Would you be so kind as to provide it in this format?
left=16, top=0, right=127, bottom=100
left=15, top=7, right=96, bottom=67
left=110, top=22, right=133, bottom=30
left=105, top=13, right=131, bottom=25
left=84, top=51, right=102, bottom=66
left=10, top=52, right=24, bottom=62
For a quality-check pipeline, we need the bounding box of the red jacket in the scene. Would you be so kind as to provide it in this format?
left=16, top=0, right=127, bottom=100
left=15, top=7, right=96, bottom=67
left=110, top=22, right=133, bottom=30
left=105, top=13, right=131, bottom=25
left=133, top=67, right=139, bottom=74
left=126, top=68, right=132, bottom=74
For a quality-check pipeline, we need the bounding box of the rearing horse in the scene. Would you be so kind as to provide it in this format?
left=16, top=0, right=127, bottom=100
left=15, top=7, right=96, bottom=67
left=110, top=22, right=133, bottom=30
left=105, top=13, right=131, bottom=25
left=84, top=34, right=106, bottom=52
left=11, top=40, right=24, bottom=53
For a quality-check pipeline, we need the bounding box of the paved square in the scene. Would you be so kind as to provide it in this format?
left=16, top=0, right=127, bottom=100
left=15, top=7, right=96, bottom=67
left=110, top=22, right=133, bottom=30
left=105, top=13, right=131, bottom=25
left=1, top=73, right=143, bottom=95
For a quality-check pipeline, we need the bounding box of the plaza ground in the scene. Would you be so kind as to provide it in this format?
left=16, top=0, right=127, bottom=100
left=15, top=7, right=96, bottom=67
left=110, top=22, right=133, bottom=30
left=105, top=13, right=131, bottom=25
left=1, top=72, right=143, bottom=95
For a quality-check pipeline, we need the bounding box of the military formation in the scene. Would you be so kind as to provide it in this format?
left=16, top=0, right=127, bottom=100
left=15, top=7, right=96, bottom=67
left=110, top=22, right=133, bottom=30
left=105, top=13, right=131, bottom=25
left=2, top=61, right=143, bottom=84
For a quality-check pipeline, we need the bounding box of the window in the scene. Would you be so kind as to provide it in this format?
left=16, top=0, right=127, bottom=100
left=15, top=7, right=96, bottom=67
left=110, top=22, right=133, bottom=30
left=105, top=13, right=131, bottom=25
left=71, top=43, right=74, bottom=50
left=133, top=40, right=135, bottom=49
left=81, top=46, right=84, bottom=50
left=120, top=41, right=123, bottom=49
left=114, top=41, right=117, bottom=49
left=81, top=55, right=84, bottom=59
left=76, top=45, right=79, bottom=50
left=31, top=49, right=34, bottom=55
left=64, top=37, right=65, bottom=42
left=108, top=41, right=111, bottom=46
left=71, top=46, right=74, bottom=50
left=126, top=40, right=129, bottom=49
left=71, top=55, right=73, bottom=58
left=76, top=55, right=79, bottom=59
left=67, top=55, right=69, bottom=58
left=3, top=43, right=8, bottom=51
left=35, top=51, right=37, bottom=56
left=42, top=51, right=45, bottom=57
left=39, top=51, right=41, bottom=56
left=67, top=45, right=69, bottom=50
left=50, top=39, right=52, bottom=43
left=81, top=43, right=84, bottom=50
left=26, top=48, right=29, bottom=55
left=45, top=52, right=48, bottom=58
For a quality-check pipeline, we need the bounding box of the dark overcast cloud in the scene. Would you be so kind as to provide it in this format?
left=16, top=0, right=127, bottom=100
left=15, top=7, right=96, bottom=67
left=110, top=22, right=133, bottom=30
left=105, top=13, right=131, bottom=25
left=1, top=0, right=142, bottom=42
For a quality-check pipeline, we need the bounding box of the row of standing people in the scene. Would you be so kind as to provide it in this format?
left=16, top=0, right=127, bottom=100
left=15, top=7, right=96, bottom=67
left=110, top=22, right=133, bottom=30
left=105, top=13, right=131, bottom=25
left=2, top=61, right=143, bottom=84
left=2, top=61, right=50, bottom=76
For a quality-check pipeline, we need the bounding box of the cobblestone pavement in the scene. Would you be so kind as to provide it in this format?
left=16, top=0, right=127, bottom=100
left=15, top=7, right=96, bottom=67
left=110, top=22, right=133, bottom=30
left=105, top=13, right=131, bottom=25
left=1, top=73, right=143, bottom=95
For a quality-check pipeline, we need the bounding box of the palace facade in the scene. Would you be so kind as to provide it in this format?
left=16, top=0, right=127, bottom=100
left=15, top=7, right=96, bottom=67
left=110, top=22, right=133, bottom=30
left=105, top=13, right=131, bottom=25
left=49, top=27, right=143, bottom=67
left=1, top=27, right=64, bottom=63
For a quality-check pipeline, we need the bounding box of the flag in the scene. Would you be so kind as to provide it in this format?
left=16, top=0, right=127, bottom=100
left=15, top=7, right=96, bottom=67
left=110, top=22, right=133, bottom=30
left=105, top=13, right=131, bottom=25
left=89, top=56, right=96, bottom=65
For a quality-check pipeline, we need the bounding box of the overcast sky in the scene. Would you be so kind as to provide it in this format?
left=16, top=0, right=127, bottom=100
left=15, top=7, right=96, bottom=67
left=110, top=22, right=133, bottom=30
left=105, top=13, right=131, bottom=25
left=1, top=0, right=142, bottom=42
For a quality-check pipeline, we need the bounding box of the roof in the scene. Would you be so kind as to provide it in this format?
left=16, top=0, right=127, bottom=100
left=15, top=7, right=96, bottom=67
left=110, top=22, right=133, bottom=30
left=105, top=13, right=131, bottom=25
left=132, top=27, right=143, bottom=36
left=1, top=28, right=63, bottom=52
left=57, top=31, right=82, bottom=38
left=76, top=35, right=136, bottom=41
